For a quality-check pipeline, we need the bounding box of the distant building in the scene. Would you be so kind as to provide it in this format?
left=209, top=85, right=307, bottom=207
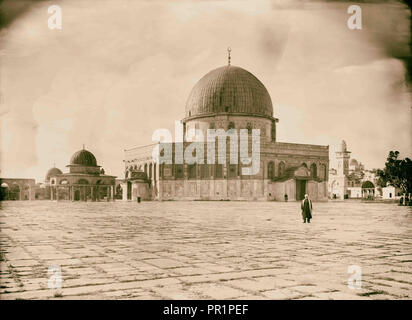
left=0, top=178, right=36, bottom=201
left=47, top=148, right=116, bottom=201
left=329, top=140, right=379, bottom=199
left=382, top=186, right=402, bottom=199
left=43, top=167, right=63, bottom=199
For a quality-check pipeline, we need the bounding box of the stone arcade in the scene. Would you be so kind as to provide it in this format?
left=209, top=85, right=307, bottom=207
left=121, top=59, right=329, bottom=201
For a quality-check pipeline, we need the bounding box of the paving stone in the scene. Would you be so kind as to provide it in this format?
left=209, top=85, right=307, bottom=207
left=0, top=201, right=410, bottom=299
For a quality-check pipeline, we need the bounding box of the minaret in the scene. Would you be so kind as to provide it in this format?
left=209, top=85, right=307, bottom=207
left=334, top=140, right=351, bottom=200
left=227, top=47, right=231, bottom=66
left=336, top=140, right=351, bottom=176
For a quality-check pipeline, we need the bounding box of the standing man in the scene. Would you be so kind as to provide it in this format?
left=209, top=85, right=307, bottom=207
left=301, top=194, right=313, bottom=223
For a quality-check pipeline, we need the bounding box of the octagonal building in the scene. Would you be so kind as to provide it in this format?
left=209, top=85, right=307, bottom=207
left=47, top=148, right=116, bottom=201
left=122, top=60, right=329, bottom=201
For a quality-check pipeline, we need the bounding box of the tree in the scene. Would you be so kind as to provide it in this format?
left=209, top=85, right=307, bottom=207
left=376, top=151, right=412, bottom=194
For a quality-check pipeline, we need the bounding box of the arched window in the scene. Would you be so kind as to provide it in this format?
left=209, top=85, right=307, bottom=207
left=268, top=161, right=274, bottom=179
left=301, top=163, right=308, bottom=168
left=228, top=122, right=235, bottom=130
left=278, top=161, right=285, bottom=177
left=310, top=163, right=317, bottom=178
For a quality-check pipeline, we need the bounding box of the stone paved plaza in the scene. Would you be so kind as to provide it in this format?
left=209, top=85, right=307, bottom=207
left=0, top=200, right=411, bottom=300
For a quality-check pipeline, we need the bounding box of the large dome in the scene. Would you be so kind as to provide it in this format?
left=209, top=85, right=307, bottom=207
left=70, top=149, right=97, bottom=167
left=185, top=65, right=274, bottom=119
left=45, top=167, right=62, bottom=181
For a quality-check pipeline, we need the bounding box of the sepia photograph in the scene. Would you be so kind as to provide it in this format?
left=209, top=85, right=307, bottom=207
left=0, top=0, right=411, bottom=307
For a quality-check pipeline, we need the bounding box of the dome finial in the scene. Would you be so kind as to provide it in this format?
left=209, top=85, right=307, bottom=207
left=227, top=47, right=231, bottom=66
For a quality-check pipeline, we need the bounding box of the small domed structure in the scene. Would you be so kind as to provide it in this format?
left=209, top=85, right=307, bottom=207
left=45, top=167, right=62, bottom=182
left=350, top=159, right=358, bottom=166
left=48, top=147, right=116, bottom=201
left=70, top=149, right=97, bottom=167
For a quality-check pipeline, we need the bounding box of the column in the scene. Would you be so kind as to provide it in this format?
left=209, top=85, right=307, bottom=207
left=71, top=186, right=74, bottom=201
left=106, top=186, right=110, bottom=202
left=223, top=164, right=228, bottom=199
left=56, top=187, right=59, bottom=201
left=111, top=185, right=115, bottom=201
left=91, top=186, right=94, bottom=201
left=196, top=165, right=201, bottom=199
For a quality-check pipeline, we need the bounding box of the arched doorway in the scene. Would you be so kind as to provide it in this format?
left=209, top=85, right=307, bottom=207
left=59, top=180, right=70, bottom=200
left=362, top=181, right=375, bottom=199
left=22, top=184, right=31, bottom=200
left=116, top=184, right=123, bottom=199
left=77, top=179, right=90, bottom=201
left=296, top=180, right=306, bottom=201
left=10, top=183, right=21, bottom=200
left=1, top=183, right=10, bottom=200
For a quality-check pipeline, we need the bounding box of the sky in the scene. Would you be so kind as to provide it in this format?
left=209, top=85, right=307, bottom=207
left=0, top=0, right=411, bottom=182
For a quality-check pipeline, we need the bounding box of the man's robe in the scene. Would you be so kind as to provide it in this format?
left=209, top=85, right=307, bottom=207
left=301, top=198, right=312, bottom=219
